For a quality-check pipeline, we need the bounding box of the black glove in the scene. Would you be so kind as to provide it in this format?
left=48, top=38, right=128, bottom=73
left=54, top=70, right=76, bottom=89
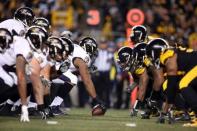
left=130, top=108, right=138, bottom=117
left=127, top=82, right=138, bottom=93
left=59, top=60, right=70, bottom=73
left=37, top=104, right=48, bottom=120
left=157, top=112, right=166, bottom=123
left=92, top=97, right=107, bottom=112
left=167, top=111, right=175, bottom=124
left=89, top=65, right=98, bottom=73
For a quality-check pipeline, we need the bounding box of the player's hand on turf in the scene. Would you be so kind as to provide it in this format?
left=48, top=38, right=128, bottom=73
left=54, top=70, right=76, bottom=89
left=156, top=112, right=165, bottom=124
left=92, top=97, right=107, bottom=116
left=20, top=105, right=30, bottom=122
left=130, top=108, right=138, bottom=117
left=167, top=111, right=175, bottom=124
left=38, top=110, right=48, bottom=120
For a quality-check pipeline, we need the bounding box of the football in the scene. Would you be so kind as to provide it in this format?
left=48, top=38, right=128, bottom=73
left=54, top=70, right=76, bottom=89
left=92, top=104, right=106, bottom=116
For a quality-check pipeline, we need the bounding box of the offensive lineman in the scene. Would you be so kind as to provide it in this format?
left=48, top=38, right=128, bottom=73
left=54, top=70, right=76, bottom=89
left=49, top=37, right=107, bottom=115
left=0, top=26, right=48, bottom=122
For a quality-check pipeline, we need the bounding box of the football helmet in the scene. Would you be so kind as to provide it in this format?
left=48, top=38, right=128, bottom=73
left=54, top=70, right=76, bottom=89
left=133, top=42, right=147, bottom=68
left=0, top=28, right=13, bottom=53
left=146, top=38, right=169, bottom=68
left=14, top=7, right=35, bottom=27
left=60, top=37, right=74, bottom=56
left=117, top=46, right=134, bottom=72
left=79, top=37, right=98, bottom=59
left=60, top=30, right=73, bottom=39
left=130, top=25, right=147, bottom=44
left=32, top=17, right=50, bottom=32
left=47, top=36, right=67, bottom=62
left=25, top=26, right=48, bottom=53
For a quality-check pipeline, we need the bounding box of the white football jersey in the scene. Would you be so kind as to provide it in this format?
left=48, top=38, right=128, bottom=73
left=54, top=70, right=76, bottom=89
left=0, top=36, right=33, bottom=66
left=68, top=44, right=91, bottom=72
left=0, top=19, right=26, bottom=36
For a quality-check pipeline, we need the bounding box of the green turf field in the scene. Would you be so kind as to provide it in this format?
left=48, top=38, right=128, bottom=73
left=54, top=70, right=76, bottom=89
left=0, top=108, right=196, bottom=131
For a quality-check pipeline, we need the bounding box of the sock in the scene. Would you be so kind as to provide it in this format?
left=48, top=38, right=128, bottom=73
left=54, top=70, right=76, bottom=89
left=44, top=94, right=51, bottom=108
left=37, top=104, right=45, bottom=111
left=28, top=101, right=37, bottom=108
left=50, top=96, right=63, bottom=107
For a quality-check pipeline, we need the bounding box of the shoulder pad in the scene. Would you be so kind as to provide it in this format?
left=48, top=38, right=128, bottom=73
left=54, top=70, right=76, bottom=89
left=160, top=49, right=174, bottom=64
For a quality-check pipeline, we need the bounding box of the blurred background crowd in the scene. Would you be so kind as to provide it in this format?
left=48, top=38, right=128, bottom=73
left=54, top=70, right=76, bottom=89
left=0, top=0, right=196, bottom=109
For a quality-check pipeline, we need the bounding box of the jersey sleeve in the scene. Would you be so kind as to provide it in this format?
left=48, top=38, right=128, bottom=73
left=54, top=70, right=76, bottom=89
left=0, top=19, right=25, bottom=36
left=134, top=67, right=145, bottom=75
left=14, top=37, right=33, bottom=62
left=72, top=45, right=91, bottom=66
left=160, top=49, right=175, bottom=65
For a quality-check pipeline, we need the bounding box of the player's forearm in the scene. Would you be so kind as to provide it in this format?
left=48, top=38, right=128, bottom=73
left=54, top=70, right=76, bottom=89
left=137, top=73, right=149, bottom=101
left=16, top=56, right=28, bottom=105
left=18, top=77, right=27, bottom=105
left=79, top=67, right=97, bottom=98
left=83, top=78, right=97, bottom=98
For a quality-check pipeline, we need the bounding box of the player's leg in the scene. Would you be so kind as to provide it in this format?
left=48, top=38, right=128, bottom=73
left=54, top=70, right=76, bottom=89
left=179, top=66, right=197, bottom=127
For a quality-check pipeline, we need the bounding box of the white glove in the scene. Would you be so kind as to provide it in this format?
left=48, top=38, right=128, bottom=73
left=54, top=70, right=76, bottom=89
left=20, top=105, right=30, bottom=122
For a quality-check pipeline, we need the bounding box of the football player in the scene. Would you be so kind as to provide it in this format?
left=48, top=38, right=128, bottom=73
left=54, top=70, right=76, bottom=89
left=32, top=17, right=51, bottom=34
left=0, top=26, right=48, bottom=122
left=0, top=7, right=35, bottom=36
left=130, top=25, right=148, bottom=44
left=50, top=37, right=106, bottom=116
left=0, top=28, right=13, bottom=54
left=41, top=36, right=74, bottom=115
left=116, top=43, right=164, bottom=118
left=146, top=38, right=197, bottom=127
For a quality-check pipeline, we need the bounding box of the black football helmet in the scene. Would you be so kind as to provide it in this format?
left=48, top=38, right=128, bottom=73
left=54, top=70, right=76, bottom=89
left=14, top=7, right=35, bottom=27
left=32, top=17, right=50, bottom=32
left=117, top=46, right=134, bottom=72
left=25, top=26, right=48, bottom=52
left=130, top=25, right=147, bottom=44
left=146, top=38, right=169, bottom=68
left=0, top=28, right=13, bottom=53
left=60, top=37, right=74, bottom=56
left=133, top=42, right=147, bottom=68
left=47, top=36, right=67, bottom=62
left=79, top=37, right=98, bottom=59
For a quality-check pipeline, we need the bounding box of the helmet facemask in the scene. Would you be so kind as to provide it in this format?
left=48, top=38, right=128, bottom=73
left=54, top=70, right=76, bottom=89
left=0, top=29, right=13, bottom=53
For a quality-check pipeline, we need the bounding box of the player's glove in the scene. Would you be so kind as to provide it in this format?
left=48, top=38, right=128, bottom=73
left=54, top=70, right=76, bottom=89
left=89, top=65, right=98, bottom=73
left=20, top=105, right=30, bottom=122
left=37, top=104, right=48, bottom=120
left=167, top=111, right=175, bottom=124
left=40, top=76, right=51, bottom=88
left=38, top=110, right=47, bottom=120
left=127, top=82, right=138, bottom=93
left=130, top=108, right=138, bottom=117
left=92, top=97, right=107, bottom=116
left=59, top=60, right=70, bottom=73
left=157, top=112, right=166, bottom=124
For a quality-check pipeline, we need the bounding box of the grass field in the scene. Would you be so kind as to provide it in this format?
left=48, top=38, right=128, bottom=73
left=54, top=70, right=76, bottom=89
left=0, top=108, right=196, bottom=131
